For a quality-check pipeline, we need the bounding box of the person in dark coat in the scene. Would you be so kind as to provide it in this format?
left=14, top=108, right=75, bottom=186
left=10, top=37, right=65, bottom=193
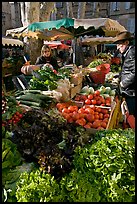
left=113, top=31, right=135, bottom=115
left=21, top=45, right=59, bottom=75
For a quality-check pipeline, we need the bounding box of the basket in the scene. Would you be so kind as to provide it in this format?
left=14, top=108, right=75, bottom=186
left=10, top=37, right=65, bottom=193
left=96, top=63, right=110, bottom=74
left=89, top=71, right=106, bottom=84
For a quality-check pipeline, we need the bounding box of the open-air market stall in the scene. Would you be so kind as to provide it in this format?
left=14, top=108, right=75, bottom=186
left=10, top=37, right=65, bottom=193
left=2, top=19, right=135, bottom=203
left=2, top=65, right=135, bottom=202
left=2, top=37, right=25, bottom=92
left=6, top=17, right=127, bottom=64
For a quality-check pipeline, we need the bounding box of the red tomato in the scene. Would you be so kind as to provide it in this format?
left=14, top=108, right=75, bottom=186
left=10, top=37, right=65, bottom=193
left=104, top=114, right=110, bottom=118
left=86, top=114, right=95, bottom=122
left=84, top=124, right=91, bottom=129
left=91, top=99, right=96, bottom=105
left=84, top=108, right=94, bottom=114
left=101, top=109, right=109, bottom=114
left=95, top=107, right=102, bottom=113
left=85, top=99, right=91, bottom=105
left=78, top=108, right=85, bottom=114
left=94, top=90, right=100, bottom=96
left=97, top=126, right=104, bottom=130
left=62, top=108, right=69, bottom=114
left=101, top=121, right=107, bottom=128
left=72, top=113, right=80, bottom=121
left=75, top=118, right=86, bottom=126
left=68, top=106, right=75, bottom=113
left=88, top=94, right=93, bottom=100
left=92, top=120, right=101, bottom=129
left=81, top=95, right=87, bottom=101
left=96, top=100, right=102, bottom=105
left=99, top=113, right=103, bottom=120
left=94, top=114, right=99, bottom=120
left=67, top=118, right=74, bottom=123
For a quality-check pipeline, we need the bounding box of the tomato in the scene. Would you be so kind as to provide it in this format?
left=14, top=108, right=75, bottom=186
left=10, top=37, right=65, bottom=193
left=86, top=114, right=95, bottom=122
left=94, top=114, right=99, bottom=120
left=92, top=120, right=101, bottom=129
left=96, top=100, right=102, bottom=105
left=72, top=113, right=80, bottom=121
left=101, top=109, right=109, bottom=114
left=101, top=121, right=107, bottom=128
left=91, top=99, right=96, bottom=105
left=84, top=108, right=94, bottom=114
left=84, top=124, right=91, bottom=129
left=75, top=95, right=80, bottom=101
left=16, top=111, right=20, bottom=116
left=105, top=97, right=111, bottom=102
left=89, top=105, right=95, bottom=110
left=75, top=118, right=86, bottom=126
left=94, top=90, right=100, bottom=96
left=68, top=106, right=76, bottom=112
left=78, top=108, right=85, bottom=114
left=62, top=108, right=69, bottom=113
left=103, top=118, right=109, bottom=123
left=67, top=118, right=74, bottom=123
left=99, top=113, right=103, bottom=120
left=97, top=126, right=104, bottom=130
left=106, top=102, right=111, bottom=106
left=19, top=114, right=23, bottom=118
left=104, top=114, right=110, bottom=118
left=85, top=99, right=91, bottom=105
left=95, top=107, right=101, bottom=113
left=81, top=95, right=88, bottom=101
left=88, top=94, right=93, bottom=100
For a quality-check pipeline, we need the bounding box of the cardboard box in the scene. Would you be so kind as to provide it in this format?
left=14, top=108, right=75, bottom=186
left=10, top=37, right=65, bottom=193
left=70, top=73, right=83, bottom=85
left=70, top=83, right=82, bottom=99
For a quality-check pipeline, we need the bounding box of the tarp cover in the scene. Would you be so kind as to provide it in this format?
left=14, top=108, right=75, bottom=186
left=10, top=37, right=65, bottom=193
left=2, top=37, right=24, bottom=47
left=6, top=18, right=127, bottom=40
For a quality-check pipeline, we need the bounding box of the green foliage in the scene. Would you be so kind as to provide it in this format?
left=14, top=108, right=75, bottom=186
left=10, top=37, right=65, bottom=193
left=72, top=128, right=135, bottom=202
left=16, top=170, right=62, bottom=202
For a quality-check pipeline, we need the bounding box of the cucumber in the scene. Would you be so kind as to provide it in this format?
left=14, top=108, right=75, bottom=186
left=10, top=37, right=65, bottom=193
left=19, top=100, right=41, bottom=107
left=16, top=93, right=42, bottom=103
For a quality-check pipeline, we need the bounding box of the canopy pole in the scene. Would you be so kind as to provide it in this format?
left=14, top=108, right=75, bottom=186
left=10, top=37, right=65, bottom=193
left=72, top=38, right=77, bottom=64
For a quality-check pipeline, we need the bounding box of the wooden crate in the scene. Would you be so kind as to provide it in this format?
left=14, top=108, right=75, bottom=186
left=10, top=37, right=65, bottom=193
left=70, top=83, right=82, bottom=99
left=86, top=101, right=117, bottom=135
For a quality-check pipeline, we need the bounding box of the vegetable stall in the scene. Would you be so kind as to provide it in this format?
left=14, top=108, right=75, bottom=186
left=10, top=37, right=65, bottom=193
left=2, top=60, right=135, bottom=202
left=2, top=19, right=135, bottom=202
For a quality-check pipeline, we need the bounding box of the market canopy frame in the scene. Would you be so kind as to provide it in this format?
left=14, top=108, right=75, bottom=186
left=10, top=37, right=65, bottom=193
left=6, top=17, right=127, bottom=40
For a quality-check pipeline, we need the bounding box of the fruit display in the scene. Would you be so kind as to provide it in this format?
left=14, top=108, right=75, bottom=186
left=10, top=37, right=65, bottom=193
left=2, top=92, right=25, bottom=128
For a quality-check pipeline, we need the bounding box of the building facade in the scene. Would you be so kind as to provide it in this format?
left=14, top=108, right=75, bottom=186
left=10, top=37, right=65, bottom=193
left=2, top=2, right=12, bottom=36
left=2, top=2, right=22, bottom=36
left=55, top=2, right=135, bottom=34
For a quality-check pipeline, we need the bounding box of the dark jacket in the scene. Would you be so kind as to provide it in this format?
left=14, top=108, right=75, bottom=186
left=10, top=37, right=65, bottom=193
left=119, top=45, right=135, bottom=97
left=35, top=56, right=59, bottom=71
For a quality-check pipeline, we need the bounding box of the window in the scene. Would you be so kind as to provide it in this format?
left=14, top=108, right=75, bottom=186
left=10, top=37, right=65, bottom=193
left=56, top=2, right=63, bottom=8
left=125, top=2, right=130, bottom=10
left=130, top=2, right=135, bottom=9
left=127, top=18, right=135, bottom=33
left=112, top=2, right=120, bottom=11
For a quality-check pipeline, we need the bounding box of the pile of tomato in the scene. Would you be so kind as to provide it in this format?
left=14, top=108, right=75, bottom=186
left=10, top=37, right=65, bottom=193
left=2, top=110, right=26, bottom=127
left=74, top=90, right=111, bottom=107
left=56, top=102, right=110, bottom=130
